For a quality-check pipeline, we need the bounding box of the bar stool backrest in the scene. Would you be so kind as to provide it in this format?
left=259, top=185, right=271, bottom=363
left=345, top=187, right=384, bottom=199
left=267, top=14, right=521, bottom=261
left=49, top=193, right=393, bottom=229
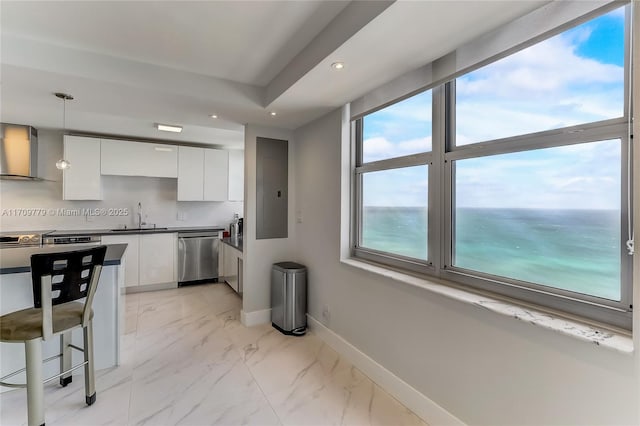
left=30, top=246, right=107, bottom=339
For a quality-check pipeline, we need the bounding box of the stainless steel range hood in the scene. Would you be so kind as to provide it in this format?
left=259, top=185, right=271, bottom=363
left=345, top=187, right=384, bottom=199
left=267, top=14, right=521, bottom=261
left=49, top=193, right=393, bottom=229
left=0, top=123, right=40, bottom=180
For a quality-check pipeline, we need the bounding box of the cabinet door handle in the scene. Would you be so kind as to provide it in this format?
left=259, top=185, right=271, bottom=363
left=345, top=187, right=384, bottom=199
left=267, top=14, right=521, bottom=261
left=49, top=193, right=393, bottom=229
left=154, top=147, right=173, bottom=152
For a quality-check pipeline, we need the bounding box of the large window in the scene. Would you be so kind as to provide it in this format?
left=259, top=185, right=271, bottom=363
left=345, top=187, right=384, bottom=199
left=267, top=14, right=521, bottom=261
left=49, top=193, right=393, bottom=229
left=353, top=6, right=632, bottom=329
left=356, top=90, right=433, bottom=270
left=362, top=166, right=428, bottom=260
left=452, top=140, right=622, bottom=301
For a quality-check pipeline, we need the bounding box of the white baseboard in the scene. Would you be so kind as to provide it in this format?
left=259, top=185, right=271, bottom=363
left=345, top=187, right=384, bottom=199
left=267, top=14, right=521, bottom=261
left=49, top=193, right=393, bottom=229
left=307, top=315, right=464, bottom=426
left=241, top=308, right=272, bottom=327
left=123, top=281, right=178, bottom=294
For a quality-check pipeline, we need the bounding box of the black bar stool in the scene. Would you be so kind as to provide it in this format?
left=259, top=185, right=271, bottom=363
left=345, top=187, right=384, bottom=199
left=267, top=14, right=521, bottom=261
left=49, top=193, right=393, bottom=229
left=0, top=245, right=107, bottom=426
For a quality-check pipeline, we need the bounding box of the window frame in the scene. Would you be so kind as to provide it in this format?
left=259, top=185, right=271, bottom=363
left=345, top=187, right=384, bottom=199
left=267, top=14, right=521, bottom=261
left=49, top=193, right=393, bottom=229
left=354, top=152, right=435, bottom=275
left=352, top=5, right=633, bottom=330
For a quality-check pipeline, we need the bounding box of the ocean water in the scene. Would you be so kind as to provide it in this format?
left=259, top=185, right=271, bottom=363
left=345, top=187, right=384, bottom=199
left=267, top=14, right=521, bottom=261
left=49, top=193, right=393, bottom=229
left=362, top=207, right=621, bottom=301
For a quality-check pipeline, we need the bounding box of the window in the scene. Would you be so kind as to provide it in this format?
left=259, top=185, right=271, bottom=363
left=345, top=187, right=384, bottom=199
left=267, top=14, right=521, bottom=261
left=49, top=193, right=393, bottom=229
left=355, top=90, right=433, bottom=271
left=455, top=10, right=625, bottom=145
left=353, top=6, right=632, bottom=329
left=452, top=140, right=622, bottom=301
left=362, top=90, right=433, bottom=162
left=362, top=166, right=428, bottom=260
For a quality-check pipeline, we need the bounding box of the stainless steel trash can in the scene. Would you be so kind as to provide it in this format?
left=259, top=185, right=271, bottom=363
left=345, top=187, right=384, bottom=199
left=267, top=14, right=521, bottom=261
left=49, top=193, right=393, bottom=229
left=271, top=262, right=307, bottom=336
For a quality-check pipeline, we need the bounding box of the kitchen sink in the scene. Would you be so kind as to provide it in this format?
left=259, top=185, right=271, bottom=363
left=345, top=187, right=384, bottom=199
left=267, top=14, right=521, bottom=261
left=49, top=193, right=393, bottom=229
left=109, top=227, right=168, bottom=232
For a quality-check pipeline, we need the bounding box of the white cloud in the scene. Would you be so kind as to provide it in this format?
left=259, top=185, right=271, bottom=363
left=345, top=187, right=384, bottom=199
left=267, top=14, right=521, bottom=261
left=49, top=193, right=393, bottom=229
left=370, top=91, right=432, bottom=122
left=363, top=136, right=432, bottom=162
left=363, top=165, right=428, bottom=207
left=454, top=140, right=621, bottom=210
left=457, top=34, right=623, bottom=99
left=455, top=26, right=623, bottom=145
left=608, top=5, right=626, bottom=19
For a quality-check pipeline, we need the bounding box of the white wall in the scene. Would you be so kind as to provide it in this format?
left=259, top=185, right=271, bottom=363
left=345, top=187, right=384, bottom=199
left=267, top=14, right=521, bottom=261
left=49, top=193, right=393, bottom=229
left=0, top=130, right=243, bottom=231
left=242, top=124, right=296, bottom=319
left=292, top=108, right=639, bottom=425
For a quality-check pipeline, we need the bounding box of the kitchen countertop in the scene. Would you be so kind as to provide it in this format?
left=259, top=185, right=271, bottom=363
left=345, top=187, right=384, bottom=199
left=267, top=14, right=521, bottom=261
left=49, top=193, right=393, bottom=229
left=47, top=226, right=225, bottom=237
left=221, top=236, right=243, bottom=252
left=0, top=243, right=127, bottom=275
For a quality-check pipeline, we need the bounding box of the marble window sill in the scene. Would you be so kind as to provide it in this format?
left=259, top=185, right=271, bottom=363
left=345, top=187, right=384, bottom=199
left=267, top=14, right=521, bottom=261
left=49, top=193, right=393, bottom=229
left=341, top=258, right=633, bottom=354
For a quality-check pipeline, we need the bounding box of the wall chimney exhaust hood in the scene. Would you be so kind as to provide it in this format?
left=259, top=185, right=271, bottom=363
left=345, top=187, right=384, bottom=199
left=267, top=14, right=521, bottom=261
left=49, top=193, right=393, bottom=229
left=0, top=123, right=40, bottom=180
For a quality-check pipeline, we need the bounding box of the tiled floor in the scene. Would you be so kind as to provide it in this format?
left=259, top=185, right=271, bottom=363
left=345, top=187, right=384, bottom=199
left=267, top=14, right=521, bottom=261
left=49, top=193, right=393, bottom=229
left=1, top=283, right=426, bottom=425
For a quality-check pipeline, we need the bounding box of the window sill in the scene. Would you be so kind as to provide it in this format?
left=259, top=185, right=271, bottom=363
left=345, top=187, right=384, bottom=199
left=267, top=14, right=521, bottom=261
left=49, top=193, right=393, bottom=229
left=341, top=258, right=633, bottom=354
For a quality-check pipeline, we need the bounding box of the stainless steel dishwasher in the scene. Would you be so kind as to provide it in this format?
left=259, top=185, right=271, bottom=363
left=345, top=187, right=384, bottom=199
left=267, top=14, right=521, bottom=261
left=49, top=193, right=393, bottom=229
left=177, top=231, right=221, bottom=285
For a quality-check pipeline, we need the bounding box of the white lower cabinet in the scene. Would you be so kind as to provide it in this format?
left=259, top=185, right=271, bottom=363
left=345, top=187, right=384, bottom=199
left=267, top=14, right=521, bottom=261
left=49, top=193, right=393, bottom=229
left=222, top=243, right=242, bottom=293
left=101, top=235, right=140, bottom=287
left=139, top=233, right=176, bottom=286
left=102, top=233, right=176, bottom=288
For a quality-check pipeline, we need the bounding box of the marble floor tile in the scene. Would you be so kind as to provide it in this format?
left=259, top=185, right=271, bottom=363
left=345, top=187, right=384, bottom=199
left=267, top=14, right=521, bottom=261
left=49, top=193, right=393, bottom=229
left=128, top=357, right=279, bottom=426
left=124, top=292, right=140, bottom=335
left=0, top=282, right=426, bottom=426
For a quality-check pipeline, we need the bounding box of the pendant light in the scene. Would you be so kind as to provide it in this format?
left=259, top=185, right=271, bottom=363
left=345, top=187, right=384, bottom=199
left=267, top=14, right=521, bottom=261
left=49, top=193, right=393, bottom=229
left=55, top=92, right=73, bottom=170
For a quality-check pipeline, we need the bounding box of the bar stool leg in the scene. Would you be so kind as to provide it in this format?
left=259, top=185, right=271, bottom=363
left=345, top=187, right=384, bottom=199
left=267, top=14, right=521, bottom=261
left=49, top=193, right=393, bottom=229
left=59, top=331, right=72, bottom=386
left=83, top=322, right=96, bottom=405
left=25, top=338, right=45, bottom=426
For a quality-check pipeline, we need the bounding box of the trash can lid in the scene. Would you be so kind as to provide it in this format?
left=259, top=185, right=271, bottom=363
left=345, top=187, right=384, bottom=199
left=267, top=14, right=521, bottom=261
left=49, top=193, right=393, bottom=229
left=273, top=261, right=306, bottom=272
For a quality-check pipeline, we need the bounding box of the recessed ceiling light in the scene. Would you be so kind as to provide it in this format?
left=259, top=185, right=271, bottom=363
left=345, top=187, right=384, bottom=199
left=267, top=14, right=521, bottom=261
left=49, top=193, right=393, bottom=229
left=331, top=62, right=345, bottom=70
left=155, top=123, right=183, bottom=133
left=210, top=114, right=218, bottom=119
left=270, top=111, right=277, bottom=116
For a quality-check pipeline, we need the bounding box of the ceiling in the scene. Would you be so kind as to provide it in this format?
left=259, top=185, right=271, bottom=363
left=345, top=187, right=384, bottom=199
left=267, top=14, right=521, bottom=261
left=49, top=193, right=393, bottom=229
left=0, top=0, right=548, bottom=148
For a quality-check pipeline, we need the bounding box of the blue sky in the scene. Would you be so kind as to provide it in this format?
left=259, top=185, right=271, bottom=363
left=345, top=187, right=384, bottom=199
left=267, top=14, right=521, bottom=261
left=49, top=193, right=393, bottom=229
left=362, top=7, right=625, bottom=209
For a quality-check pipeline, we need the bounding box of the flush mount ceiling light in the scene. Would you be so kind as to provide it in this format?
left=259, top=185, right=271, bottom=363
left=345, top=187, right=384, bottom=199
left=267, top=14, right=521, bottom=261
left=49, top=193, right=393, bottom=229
left=269, top=111, right=277, bottom=116
left=55, top=92, right=74, bottom=170
left=155, top=123, right=183, bottom=133
left=210, top=114, right=218, bottom=119
left=331, top=62, right=345, bottom=70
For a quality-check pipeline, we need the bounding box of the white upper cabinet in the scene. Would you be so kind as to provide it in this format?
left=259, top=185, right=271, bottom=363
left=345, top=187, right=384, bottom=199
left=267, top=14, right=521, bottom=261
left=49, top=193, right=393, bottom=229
left=203, top=149, right=228, bottom=201
left=101, top=139, right=178, bottom=178
left=61, top=136, right=237, bottom=202
left=228, top=150, right=244, bottom=201
left=177, top=146, right=204, bottom=201
left=63, top=135, right=102, bottom=200
left=177, top=147, right=227, bottom=201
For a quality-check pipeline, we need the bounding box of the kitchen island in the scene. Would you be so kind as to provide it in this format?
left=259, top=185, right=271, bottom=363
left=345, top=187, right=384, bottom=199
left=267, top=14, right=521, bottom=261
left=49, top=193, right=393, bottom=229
left=0, top=244, right=125, bottom=392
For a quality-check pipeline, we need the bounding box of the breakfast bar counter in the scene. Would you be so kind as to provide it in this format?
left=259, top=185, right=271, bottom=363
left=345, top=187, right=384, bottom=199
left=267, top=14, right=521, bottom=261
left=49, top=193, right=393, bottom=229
left=0, top=244, right=126, bottom=391
left=0, top=243, right=127, bottom=274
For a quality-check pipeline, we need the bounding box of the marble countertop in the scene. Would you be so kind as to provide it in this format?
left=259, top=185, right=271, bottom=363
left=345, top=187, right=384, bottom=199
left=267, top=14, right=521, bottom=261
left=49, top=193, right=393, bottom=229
left=44, top=226, right=225, bottom=237
left=342, top=258, right=633, bottom=354
left=0, top=243, right=127, bottom=275
left=221, top=236, right=243, bottom=252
